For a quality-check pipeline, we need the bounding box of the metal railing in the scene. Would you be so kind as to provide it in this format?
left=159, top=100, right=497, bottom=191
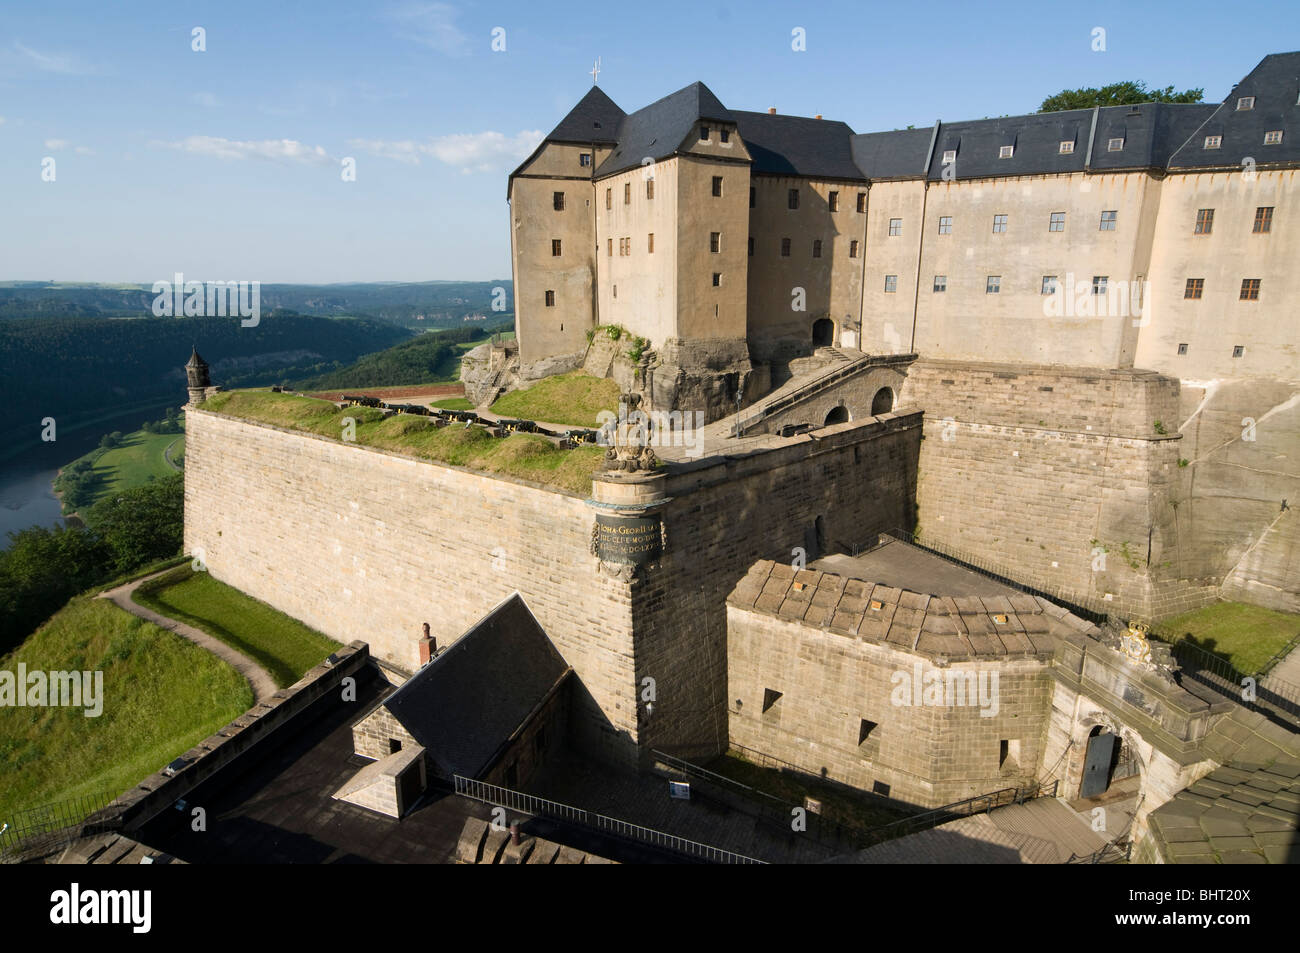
left=733, top=353, right=910, bottom=437
left=855, top=779, right=1059, bottom=849
left=0, top=791, right=119, bottom=862
left=1068, top=838, right=1133, bottom=864
left=452, top=775, right=764, bottom=864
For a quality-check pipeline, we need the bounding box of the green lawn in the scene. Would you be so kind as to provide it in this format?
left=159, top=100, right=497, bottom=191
left=0, top=596, right=253, bottom=821
left=489, top=371, right=621, bottom=427
left=202, top=390, right=604, bottom=495
left=1159, top=602, right=1300, bottom=675
left=57, top=426, right=184, bottom=511
left=132, top=566, right=340, bottom=688
left=432, top=397, right=474, bottom=411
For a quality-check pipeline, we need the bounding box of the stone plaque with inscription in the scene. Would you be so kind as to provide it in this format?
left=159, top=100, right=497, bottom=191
left=596, top=514, right=662, bottom=566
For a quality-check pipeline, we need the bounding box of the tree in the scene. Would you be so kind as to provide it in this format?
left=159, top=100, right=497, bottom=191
left=1039, top=81, right=1203, bottom=113
left=83, top=472, right=184, bottom=574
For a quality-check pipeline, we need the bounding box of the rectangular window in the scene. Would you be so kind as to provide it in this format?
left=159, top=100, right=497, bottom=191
left=1264, top=130, right=1284, bottom=145
left=1092, top=275, right=1108, bottom=295
left=699, top=125, right=710, bottom=141
left=748, top=236, right=754, bottom=256
left=720, top=128, right=729, bottom=143
left=788, top=188, right=799, bottom=210
left=1237, top=96, right=1255, bottom=111
left=607, top=238, right=612, bottom=257
left=1233, top=345, right=1245, bottom=357
left=647, top=178, right=655, bottom=199
left=551, top=239, right=561, bottom=256
left=781, top=237, right=791, bottom=257
left=933, top=275, right=946, bottom=293
left=712, top=176, right=723, bottom=197
left=938, top=215, right=952, bottom=235
left=856, top=192, right=866, bottom=213
left=749, top=186, right=756, bottom=208
left=1100, top=210, right=1117, bottom=231
left=1048, top=211, right=1065, bottom=232
left=553, top=191, right=565, bottom=211
left=624, top=183, right=630, bottom=204
left=941, top=149, right=956, bottom=164
left=544, top=290, right=555, bottom=307
left=1177, top=343, right=1188, bottom=355
left=648, top=232, right=654, bottom=253
left=1203, top=135, right=1222, bottom=149
left=1041, top=275, right=1058, bottom=295
left=884, top=275, right=898, bottom=293
left=605, top=188, right=611, bottom=210
left=999, top=144, right=1014, bottom=159
left=712, top=273, right=721, bottom=287
left=579, top=153, right=591, bottom=167
left=1240, top=278, right=1261, bottom=300
left=710, top=232, right=720, bottom=253
left=1254, top=206, right=1273, bottom=233
left=1107, top=137, right=1124, bottom=151
left=889, top=218, right=902, bottom=236
left=1059, top=140, right=1075, bottom=154
left=992, top=213, right=1008, bottom=233
left=762, top=688, right=782, bottom=713
left=1195, top=208, right=1214, bottom=234
left=1184, top=278, right=1204, bottom=299
left=859, top=719, right=878, bottom=745
left=986, top=276, right=1001, bottom=294
left=612, top=284, right=616, bottom=298
left=829, top=191, right=839, bottom=212
left=849, top=239, right=859, bottom=258
left=812, top=239, right=822, bottom=258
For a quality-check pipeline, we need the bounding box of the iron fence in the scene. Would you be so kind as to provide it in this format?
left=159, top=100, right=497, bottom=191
left=0, top=791, right=119, bottom=862
left=452, top=775, right=764, bottom=865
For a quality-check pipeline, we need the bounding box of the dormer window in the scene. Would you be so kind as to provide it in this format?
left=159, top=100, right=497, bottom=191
left=1264, top=130, right=1284, bottom=145
left=1203, top=135, right=1222, bottom=149
left=700, top=126, right=710, bottom=141
left=1107, top=137, right=1124, bottom=152
left=720, top=128, right=730, bottom=144
left=999, top=145, right=1014, bottom=159
left=1237, top=96, right=1255, bottom=111
left=1059, top=140, right=1074, bottom=154
left=941, top=149, right=957, bottom=164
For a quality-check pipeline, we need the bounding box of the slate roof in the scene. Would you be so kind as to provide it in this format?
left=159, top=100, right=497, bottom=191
left=594, top=81, right=734, bottom=179
left=732, top=110, right=864, bottom=180
left=726, top=560, right=1091, bottom=660
left=544, top=85, right=625, bottom=145
left=1169, top=51, right=1300, bottom=169
left=382, top=593, right=570, bottom=779
left=850, top=127, right=934, bottom=180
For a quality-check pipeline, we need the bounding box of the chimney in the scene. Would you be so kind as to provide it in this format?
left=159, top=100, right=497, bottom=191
left=768, top=107, right=776, bottom=114
left=419, top=624, right=437, bottom=665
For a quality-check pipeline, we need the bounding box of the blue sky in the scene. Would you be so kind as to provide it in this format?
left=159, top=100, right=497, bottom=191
left=1, top=0, right=1295, bottom=283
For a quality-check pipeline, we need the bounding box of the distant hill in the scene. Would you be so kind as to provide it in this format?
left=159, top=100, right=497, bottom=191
left=0, top=280, right=513, bottom=329
left=294, top=322, right=511, bottom=390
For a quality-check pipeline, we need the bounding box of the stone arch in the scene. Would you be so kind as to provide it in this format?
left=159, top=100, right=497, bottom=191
left=812, top=318, right=834, bottom=348
left=871, top=386, right=895, bottom=415
left=824, top=405, right=850, bottom=426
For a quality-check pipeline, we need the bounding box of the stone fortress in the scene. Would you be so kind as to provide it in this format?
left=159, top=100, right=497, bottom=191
left=175, top=53, right=1300, bottom=863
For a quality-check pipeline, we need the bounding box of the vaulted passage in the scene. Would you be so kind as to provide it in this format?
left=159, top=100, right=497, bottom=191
left=871, top=387, right=895, bottom=415
left=812, top=318, right=834, bottom=348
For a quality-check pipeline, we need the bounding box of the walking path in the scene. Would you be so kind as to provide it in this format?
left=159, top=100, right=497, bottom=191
left=98, top=570, right=277, bottom=704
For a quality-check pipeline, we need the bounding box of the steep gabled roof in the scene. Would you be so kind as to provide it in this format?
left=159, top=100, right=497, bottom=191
left=850, top=127, right=935, bottom=180
left=1168, top=51, right=1300, bottom=169
left=545, top=85, right=626, bottom=145
left=381, top=593, right=570, bottom=779
left=595, top=81, right=734, bottom=178
left=732, top=110, right=864, bottom=180
left=1087, top=102, right=1217, bottom=172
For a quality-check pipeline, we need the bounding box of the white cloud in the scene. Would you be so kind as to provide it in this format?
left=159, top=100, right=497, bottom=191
left=44, top=138, right=94, bottom=155
left=347, top=129, right=542, bottom=172
left=191, top=92, right=220, bottom=108
left=388, top=2, right=469, bottom=56
left=44, top=138, right=70, bottom=150
left=75, top=145, right=93, bottom=155
left=0, top=116, right=6, bottom=126
left=9, top=42, right=93, bottom=75
left=153, top=136, right=333, bottom=164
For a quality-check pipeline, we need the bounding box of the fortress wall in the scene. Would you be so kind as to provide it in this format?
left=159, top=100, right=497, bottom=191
left=726, top=605, right=1055, bottom=808
left=183, top=409, right=639, bottom=757
left=634, top=412, right=923, bottom=759
left=900, top=360, right=1221, bottom=619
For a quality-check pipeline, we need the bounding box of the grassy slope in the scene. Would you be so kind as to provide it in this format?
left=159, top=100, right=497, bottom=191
left=1160, top=602, right=1300, bottom=675
left=0, top=597, right=252, bottom=820
left=57, top=426, right=183, bottom=511
left=202, top=390, right=603, bottom=496
left=133, top=566, right=339, bottom=688
left=489, top=371, right=621, bottom=427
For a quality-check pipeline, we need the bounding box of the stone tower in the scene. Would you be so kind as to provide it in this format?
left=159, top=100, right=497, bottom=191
left=186, top=346, right=211, bottom=406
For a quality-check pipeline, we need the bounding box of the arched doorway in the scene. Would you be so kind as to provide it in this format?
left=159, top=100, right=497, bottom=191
left=812, top=318, right=834, bottom=347
left=824, top=405, right=849, bottom=426
left=871, top=387, right=895, bottom=415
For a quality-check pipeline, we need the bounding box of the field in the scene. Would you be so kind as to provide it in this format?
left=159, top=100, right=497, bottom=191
left=55, top=425, right=184, bottom=511
left=202, top=390, right=604, bottom=495
left=133, top=566, right=340, bottom=688
left=489, top=371, right=621, bottom=427
left=0, top=596, right=252, bottom=821
left=1159, top=602, right=1300, bottom=676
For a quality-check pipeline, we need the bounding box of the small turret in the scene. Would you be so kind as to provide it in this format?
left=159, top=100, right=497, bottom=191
left=186, top=346, right=211, bottom=406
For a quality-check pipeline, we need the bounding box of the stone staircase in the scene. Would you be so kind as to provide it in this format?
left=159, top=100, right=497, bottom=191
left=729, top=348, right=879, bottom=438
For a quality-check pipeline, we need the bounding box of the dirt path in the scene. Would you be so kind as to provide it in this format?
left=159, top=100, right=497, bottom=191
left=98, top=570, right=277, bottom=704
left=162, top=437, right=183, bottom=472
